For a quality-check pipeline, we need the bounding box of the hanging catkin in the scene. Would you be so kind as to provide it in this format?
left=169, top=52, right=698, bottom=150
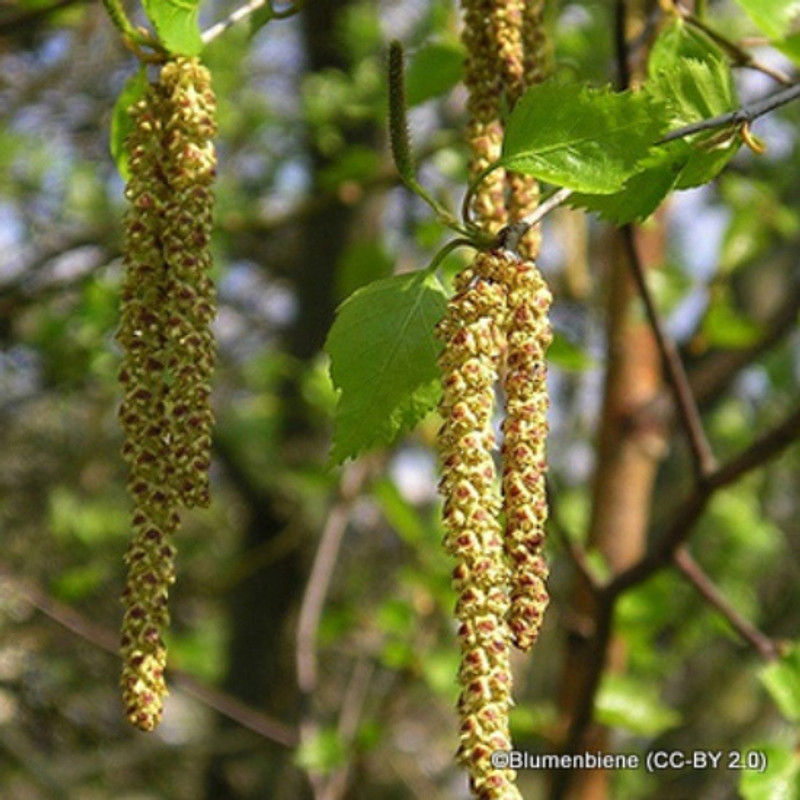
left=437, top=252, right=521, bottom=800
left=117, top=56, right=217, bottom=731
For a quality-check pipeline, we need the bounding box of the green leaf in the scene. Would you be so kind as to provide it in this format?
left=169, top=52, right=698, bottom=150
left=405, top=41, right=464, bottom=106
left=110, top=69, right=148, bottom=181
left=651, top=57, right=740, bottom=189
left=702, top=292, right=762, bottom=348
left=648, top=18, right=724, bottom=76
left=760, top=644, right=800, bottom=721
left=326, top=271, right=447, bottom=463
left=569, top=143, right=688, bottom=224
left=295, top=727, right=347, bottom=774
left=732, top=0, right=800, bottom=40
left=501, top=80, right=668, bottom=194
left=249, top=4, right=274, bottom=37
left=739, top=742, right=800, bottom=800
left=595, top=673, right=681, bottom=736
left=548, top=331, right=594, bottom=371
left=143, top=0, right=203, bottom=56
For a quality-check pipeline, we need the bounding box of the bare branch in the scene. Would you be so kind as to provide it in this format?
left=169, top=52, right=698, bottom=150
left=0, top=561, right=298, bottom=747
left=673, top=547, right=781, bottom=661
left=610, top=404, right=800, bottom=596
left=620, top=225, right=717, bottom=479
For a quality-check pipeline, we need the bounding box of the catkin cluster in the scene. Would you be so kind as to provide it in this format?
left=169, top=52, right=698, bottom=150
left=439, top=5, right=552, bottom=793
left=437, top=249, right=551, bottom=798
left=117, top=57, right=217, bottom=731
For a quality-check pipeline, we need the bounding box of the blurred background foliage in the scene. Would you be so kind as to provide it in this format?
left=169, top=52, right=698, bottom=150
left=0, top=0, right=798, bottom=798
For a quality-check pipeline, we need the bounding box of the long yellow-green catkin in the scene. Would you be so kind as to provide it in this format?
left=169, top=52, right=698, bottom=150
left=437, top=252, right=521, bottom=800
left=117, top=57, right=217, bottom=731
left=117, top=80, right=178, bottom=732
left=498, top=252, right=552, bottom=651
left=508, top=0, right=549, bottom=260
left=159, top=57, right=217, bottom=510
left=462, top=0, right=507, bottom=234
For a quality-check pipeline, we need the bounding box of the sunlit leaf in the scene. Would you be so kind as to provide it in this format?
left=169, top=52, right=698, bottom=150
left=760, top=643, right=800, bottom=721
left=405, top=40, right=464, bottom=106
left=143, top=0, right=203, bottom=56
left=501, top=79, right=668, bottom=193
left=110, top=69, right=148, bottom=181
left=326, top=271, right=447, bottom=463
left=596, top=673, right=681, bottom=736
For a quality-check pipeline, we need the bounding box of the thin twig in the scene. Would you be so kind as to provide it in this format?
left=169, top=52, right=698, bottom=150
left=620, top=225, right=717, bottom=479
left=202, top=0, right=305, bottom=45
left=295, top=461, right=371, bottom=697
left=0, top=562, right=298, bottom=747
left=659, top=83, right=800, bottom=144
left=673, top=547, right=780, bottom=661
left=680, top=10, right=794, bottom=86
left=610, top=404, right=800, bottom=597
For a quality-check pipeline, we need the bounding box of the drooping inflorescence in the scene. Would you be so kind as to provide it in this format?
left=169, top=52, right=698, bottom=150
left=117, top=56, right=217, bottom=731
left=437, top=252, right=520, bottom=800
left=438, top=3, right=553, bottom=795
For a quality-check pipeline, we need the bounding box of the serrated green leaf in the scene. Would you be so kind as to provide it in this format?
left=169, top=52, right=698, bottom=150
left=595, top=673, right=681, bottom=736
left=732, top=0, right=800, bottom=40
left=569, top=142, right=689, bottom=224
left=501, top=80, right=668, bottom=194
left=648, top=18, right=724, bottom=77
left=776, top=31, right=800, bottom=64
left=405, top=41, right=464, bottom=106
left=326, top=271, right=447, bottom=463
left=760, top=643, right=800, bottom=722
left=652, top=57, right=741, bottom=188
left=143, top=0, right=203, bottom=56
left=739, top=742, right=800, bottom=800
left=110, top=69, right=148, bottom=182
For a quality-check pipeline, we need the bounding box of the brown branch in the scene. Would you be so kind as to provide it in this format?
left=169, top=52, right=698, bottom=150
left=610, top=403, right=800, bottom=597
left=0, top=561, right=298, bottom=748
left=678, top=7, right=795, bottom=87
left=673, top=547, right=780, bottom=661
left=295, top=460, right=371, bottom=699
left=621, top=226, right=717, bottom=478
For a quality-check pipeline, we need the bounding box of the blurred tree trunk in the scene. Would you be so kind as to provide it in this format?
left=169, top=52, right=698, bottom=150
left=204, top=2, right=381, bottom=797
left=553, top=4, right=667, bottom=799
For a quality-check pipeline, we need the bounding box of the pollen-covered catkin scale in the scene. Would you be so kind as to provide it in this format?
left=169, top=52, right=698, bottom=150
left=117, top=81, right=177, bottom=732
left=159, top=57, right=217, bottom=510
left=497, top=252, right=553, bottom=651
left=437, top=252, right=522, bottom=800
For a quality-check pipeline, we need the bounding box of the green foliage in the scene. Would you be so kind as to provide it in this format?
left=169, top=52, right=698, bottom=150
left=325, top=271, right=447, bottom=463
left=501, top=79, right=668, bottom=194
left=405, top=40, right=464, bottom=106
left=760, top=643, right=800, bottom=722
left=142, top=0, right=203, bottom=55
left=570, top=24, right=741, bottom=222
left=739, top=740, right=800, bottom=800
left=595, top=673, right=681, bottom=736
left=110, top=68, right=148, bottom=181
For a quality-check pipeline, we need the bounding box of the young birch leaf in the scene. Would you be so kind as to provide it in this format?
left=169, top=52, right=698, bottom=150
left=405, top=41, right=464, bottom=106
left=652, top=57, right=740, bottom=189
left=500, top=80, right=668, bottom=194
left=326, top=271, right=447, bottom=463
left=110, top=68, right=149, bottom=181
left=732, top=0, right=800, bottom=40
left=143, top=0, right=203, bottom=56
left=648, top=17, right=724, bottom=75
left=568, top=143, right=689, bottom=224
